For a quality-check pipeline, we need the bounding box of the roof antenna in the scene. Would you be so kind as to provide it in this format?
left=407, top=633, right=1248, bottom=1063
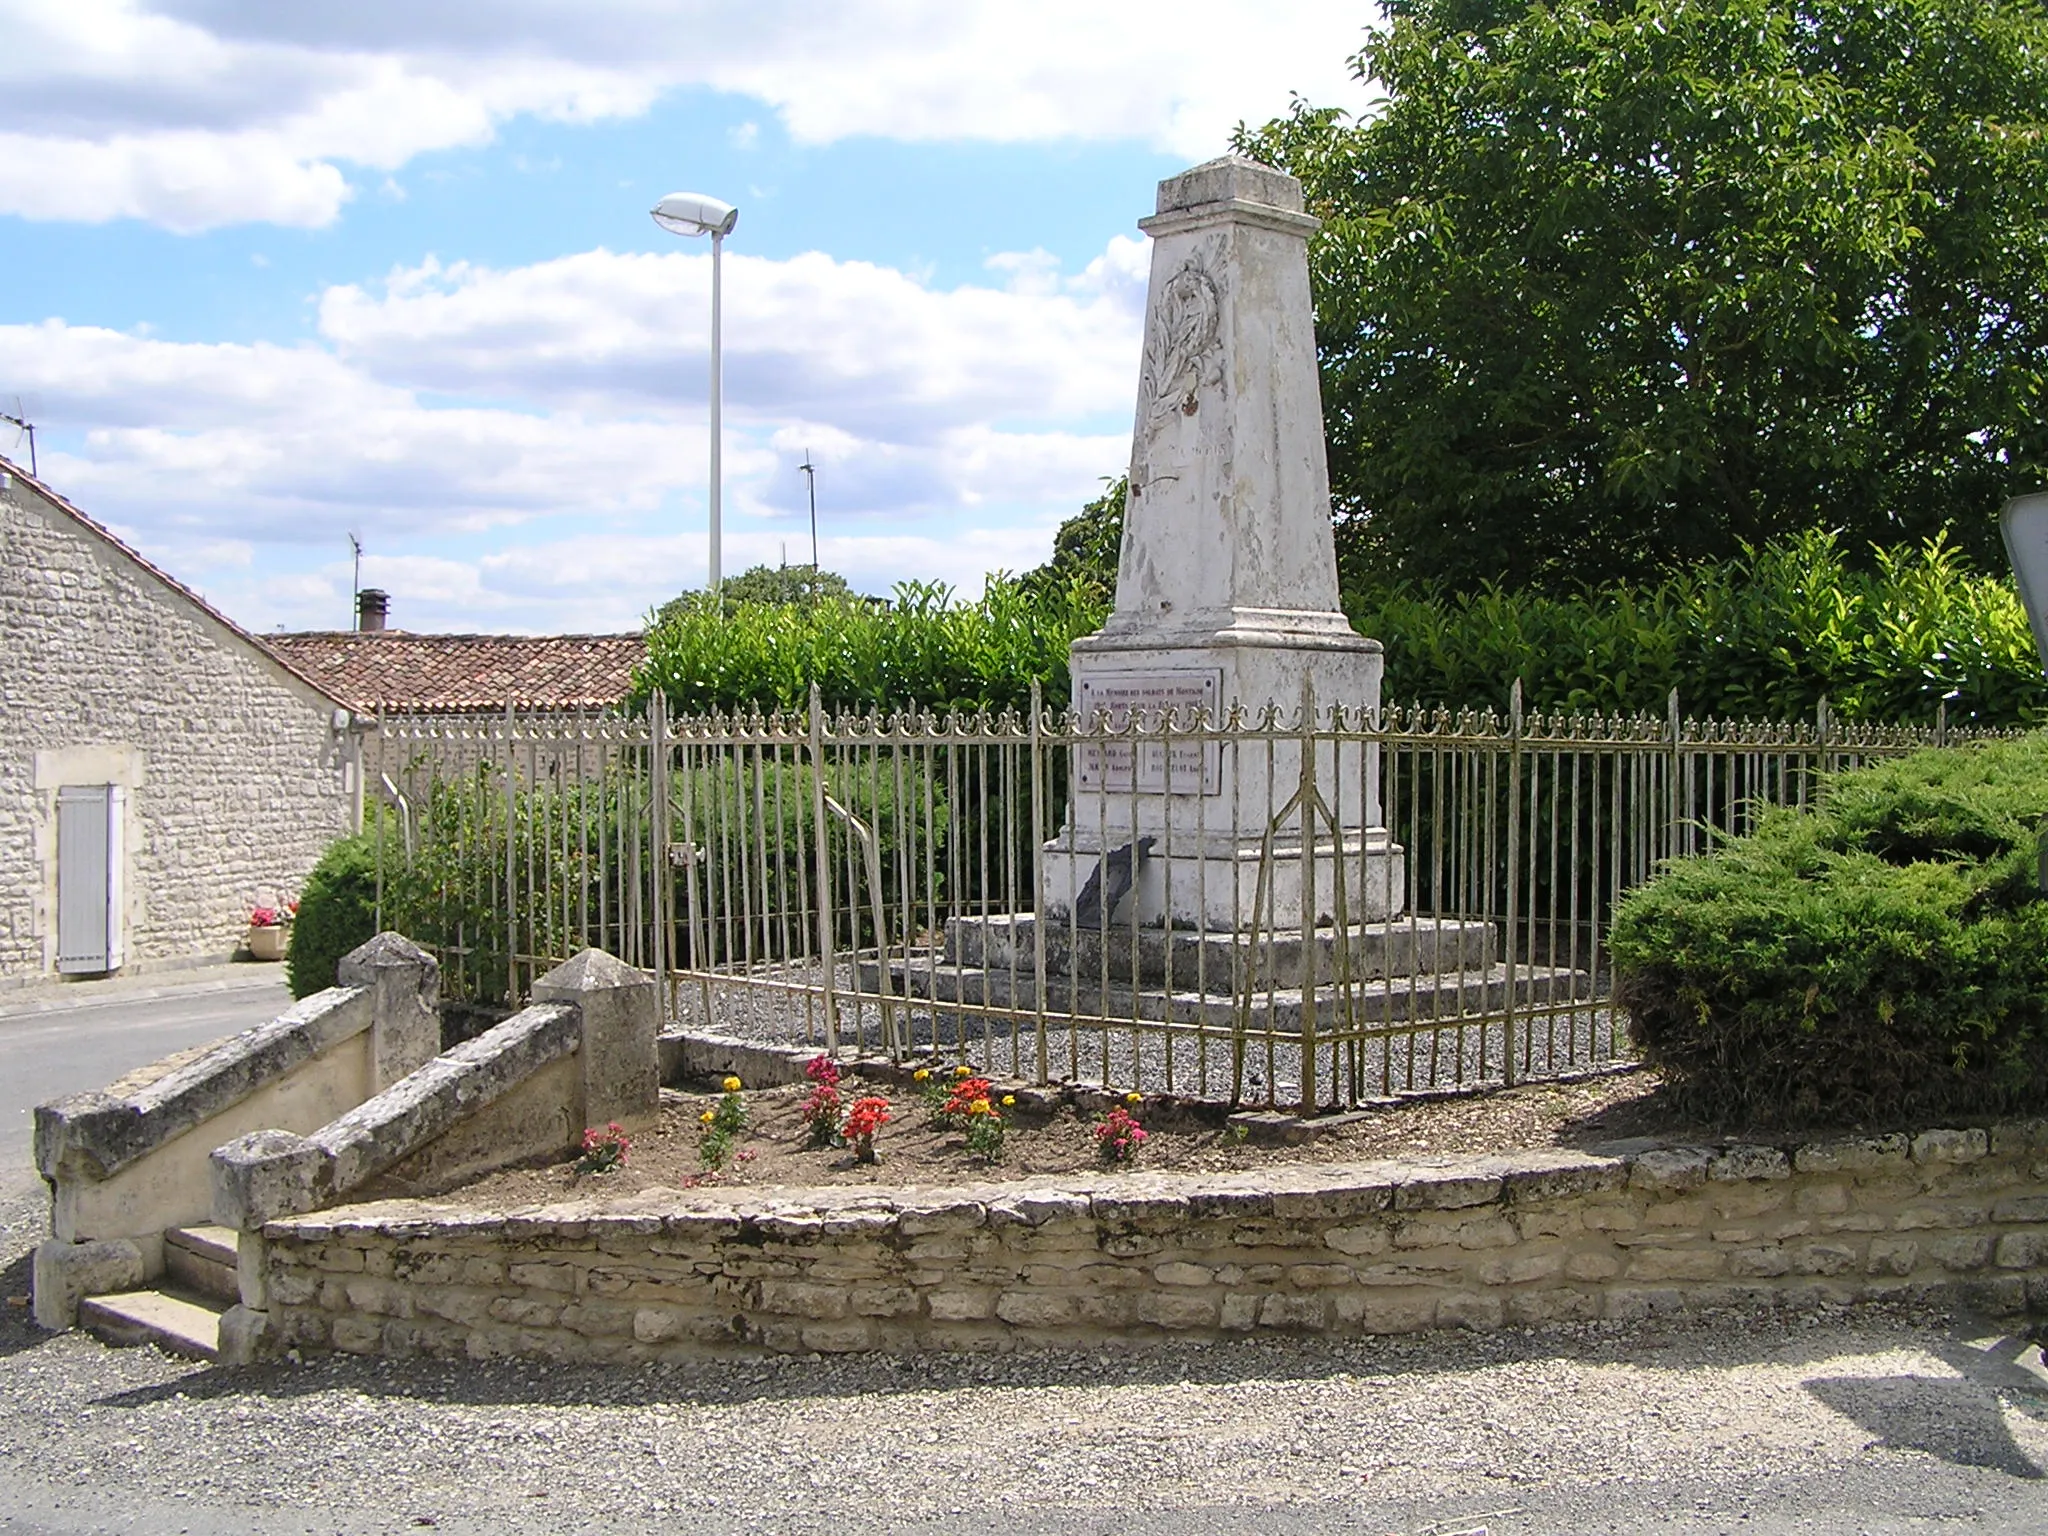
left=1, top=401, right=34, bottom=479
left=349, top=531, right=363, bottom=628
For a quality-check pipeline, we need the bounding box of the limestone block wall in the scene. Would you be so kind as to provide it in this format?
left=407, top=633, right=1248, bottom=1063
left=0, top=478, right=355, bottom=982
left=251, top=1121, right=2048, bottom=1363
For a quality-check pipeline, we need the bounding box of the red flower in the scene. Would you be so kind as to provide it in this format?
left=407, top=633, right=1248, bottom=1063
left=843, top=1095, right=892, bottom=1141
left=805, top=1055, right=842, bottom=1088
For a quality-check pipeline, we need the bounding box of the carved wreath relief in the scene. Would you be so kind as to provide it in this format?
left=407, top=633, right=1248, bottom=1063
left=1130, top=252, right=1223, bottom=506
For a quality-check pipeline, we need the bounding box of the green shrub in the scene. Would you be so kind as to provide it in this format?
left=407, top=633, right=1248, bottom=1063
left=286, top=831, right=379, bottom=1000
left=634, top=575, right=1106, bottom=717
left=1610, top=734, right=2048, bottom=1127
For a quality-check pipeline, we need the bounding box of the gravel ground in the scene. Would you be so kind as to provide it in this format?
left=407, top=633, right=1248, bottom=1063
left=4, top=1179, right=2047, bottom=1534
left=674, top=961, right=1629, bottom=1106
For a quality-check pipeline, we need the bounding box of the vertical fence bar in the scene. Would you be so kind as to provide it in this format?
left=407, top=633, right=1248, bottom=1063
left=650, top=691, right=671, bottom=1022
left=809, top=684, right=839, bottom=1052
left=1502, top=680, right=1523, bottom=1088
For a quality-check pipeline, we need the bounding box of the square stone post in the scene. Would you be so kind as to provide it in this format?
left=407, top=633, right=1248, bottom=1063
left=532, top=948, right=660, bottom=1131
left=338, top=932, right=441, bottom=1088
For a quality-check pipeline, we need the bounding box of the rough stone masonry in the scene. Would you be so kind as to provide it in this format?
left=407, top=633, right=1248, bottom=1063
left=248, top=1119, right=2048, bottom=1364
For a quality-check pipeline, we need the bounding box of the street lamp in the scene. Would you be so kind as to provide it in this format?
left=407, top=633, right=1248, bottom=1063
left=651, top=191, right=739, bottom=603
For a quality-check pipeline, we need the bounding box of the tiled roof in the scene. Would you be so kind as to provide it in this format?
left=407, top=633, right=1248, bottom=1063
left=260, top=630, right=646, bottom=713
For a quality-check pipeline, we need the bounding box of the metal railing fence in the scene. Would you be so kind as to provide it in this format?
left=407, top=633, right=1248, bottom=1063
left=370, top=689, right=2008, bottom=1109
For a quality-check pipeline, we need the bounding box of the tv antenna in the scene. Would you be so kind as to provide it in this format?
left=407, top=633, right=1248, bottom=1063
left=798, top=448, right=819, bottom=570
left=348, top=532, right=363, bottom=627
left=1, top=401, right=35, bottom=479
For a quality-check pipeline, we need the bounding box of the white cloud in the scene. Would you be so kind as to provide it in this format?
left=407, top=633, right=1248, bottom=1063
left=3, top=234, right=1139, bottom=629
left=0, top=0, right=1375, bottom=230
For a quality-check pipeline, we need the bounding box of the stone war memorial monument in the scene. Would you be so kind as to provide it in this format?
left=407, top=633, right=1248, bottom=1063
left=1043, top=154, right=1402, bottom=933
left=891, top=155, right=1555, bottom=1096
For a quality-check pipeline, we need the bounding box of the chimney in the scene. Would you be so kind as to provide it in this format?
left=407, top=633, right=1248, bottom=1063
left=356, top=588, right=390, bottom=632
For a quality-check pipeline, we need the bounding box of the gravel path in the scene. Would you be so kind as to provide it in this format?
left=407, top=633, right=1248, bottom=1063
left=675, top=963, right=1628, bottom=1105
left=4, top=1180, right=2046, bottom=1534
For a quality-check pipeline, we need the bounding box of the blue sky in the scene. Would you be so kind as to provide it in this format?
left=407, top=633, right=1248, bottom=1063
left=0, top=1, right=1375, bottom=633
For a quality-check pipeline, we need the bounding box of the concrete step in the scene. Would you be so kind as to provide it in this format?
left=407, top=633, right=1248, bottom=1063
left=946, top=912, right=1497, bottom=989
left=78, top=1289, right=221, bottom=1361
left=164, top=1224, right=240, bottom=1305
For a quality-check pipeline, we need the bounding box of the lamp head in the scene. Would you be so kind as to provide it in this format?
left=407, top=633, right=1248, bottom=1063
left=651, top=192, right=738, bottom=238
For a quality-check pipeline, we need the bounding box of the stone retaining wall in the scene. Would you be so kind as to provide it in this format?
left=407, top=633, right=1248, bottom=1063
left=250, top=1121, right=2048, bottom=1362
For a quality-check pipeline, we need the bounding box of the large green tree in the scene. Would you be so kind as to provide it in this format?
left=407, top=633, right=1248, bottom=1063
left=1237, top=0, right=2048, bottom=592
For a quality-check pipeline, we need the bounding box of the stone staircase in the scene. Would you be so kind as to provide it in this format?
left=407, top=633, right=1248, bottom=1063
left=77, top=1225, right=236, bottom=1362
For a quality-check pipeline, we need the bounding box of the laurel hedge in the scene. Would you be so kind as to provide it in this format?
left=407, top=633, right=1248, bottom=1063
left=1609, top=734, right=2048, bottom=1127
left=636, top=530, right=2047, bottom=727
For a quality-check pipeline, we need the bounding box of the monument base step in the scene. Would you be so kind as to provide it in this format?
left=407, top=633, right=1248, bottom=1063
left=866, top=952, right=1587, bottom=1032
left=945, top=912, right=1496, bottom=989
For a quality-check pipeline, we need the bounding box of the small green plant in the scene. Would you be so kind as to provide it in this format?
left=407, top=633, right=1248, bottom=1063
left=912, top=1066, right=949, bottom=1114
left=961, top=1096, right=1006, bottom=1163
left=575, top=1121, right=631, bottom=1176
left=698, top=1075, right=748, bottom=1170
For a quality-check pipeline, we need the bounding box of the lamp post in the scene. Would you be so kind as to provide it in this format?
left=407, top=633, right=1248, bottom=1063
left=651, top=191, right=739, bottom=604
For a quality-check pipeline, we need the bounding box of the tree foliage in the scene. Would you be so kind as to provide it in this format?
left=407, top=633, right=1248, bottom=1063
left=1020, top=476, right=1127, bottom=603
left=651, top=563, right=855, bottom=627
left=1236, top=0, right=2048, bottom=592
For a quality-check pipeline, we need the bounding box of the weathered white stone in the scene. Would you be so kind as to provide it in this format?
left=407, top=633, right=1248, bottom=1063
left=1044, top=156, right=1400, bottom=929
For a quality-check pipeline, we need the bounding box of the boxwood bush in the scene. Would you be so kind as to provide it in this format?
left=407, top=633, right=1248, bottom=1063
left=286, top=831, right=379, bottom=1000
left=1610, top=734, right=2048, bottom=1127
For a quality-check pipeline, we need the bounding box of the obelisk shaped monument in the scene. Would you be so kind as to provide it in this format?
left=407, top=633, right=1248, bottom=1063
left=1044, top=155, right=1403, bottom=930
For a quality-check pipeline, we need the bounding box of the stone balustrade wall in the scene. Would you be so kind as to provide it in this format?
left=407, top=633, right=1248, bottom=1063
left=249, top=1121, right=2048, bottom=1363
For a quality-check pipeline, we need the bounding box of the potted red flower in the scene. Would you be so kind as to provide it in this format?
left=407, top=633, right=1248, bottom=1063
left=247, top=903, right=290, bottom=962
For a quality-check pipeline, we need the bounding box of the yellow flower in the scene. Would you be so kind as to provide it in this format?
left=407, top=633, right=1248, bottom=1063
left=1125, top=1091, right=1143, bottom=1105
left=913, top=1068, right=931, bottom=1082
left=969, top=1098, right=992, bottom=1116
left=699, top=1110, right=715, bottom=1124
left=954, top=1064, right=972, bottom=1078
left=721, top=1075, right=742, bottom=1093
left=1002, top=1094, right=1016, bottom=1107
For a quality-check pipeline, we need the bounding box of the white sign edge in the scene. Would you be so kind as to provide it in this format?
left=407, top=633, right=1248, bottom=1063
left=1999, top=491, right=2048, bottom=680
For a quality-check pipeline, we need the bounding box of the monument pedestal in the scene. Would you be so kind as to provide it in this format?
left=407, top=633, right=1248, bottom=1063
left=1045, top=632, right=1404, bottom=930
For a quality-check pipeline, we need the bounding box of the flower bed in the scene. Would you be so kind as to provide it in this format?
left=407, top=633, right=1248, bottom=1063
left=421, top=1069, right=1677, bottom=1208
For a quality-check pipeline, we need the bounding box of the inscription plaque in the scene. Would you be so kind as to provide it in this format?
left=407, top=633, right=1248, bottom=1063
left=1075, top=670, right=1222, bottom=795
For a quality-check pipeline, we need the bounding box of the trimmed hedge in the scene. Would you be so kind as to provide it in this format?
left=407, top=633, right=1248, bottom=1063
left=286, top=831, right=379, bottom=1000
left=1610, top=734, right=2048, bottom=1127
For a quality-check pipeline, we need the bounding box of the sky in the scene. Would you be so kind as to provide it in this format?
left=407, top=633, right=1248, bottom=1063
left=0, top=1, right=1378, bottom=635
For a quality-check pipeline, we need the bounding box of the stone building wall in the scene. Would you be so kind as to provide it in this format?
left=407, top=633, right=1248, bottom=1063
left=0, top=475, right=356, bottom=982
left=254, top=1121, right=2048, bottom=1362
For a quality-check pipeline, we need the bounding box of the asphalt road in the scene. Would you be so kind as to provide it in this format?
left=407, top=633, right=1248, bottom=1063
left=0, top=967, right=292, bottom=1195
